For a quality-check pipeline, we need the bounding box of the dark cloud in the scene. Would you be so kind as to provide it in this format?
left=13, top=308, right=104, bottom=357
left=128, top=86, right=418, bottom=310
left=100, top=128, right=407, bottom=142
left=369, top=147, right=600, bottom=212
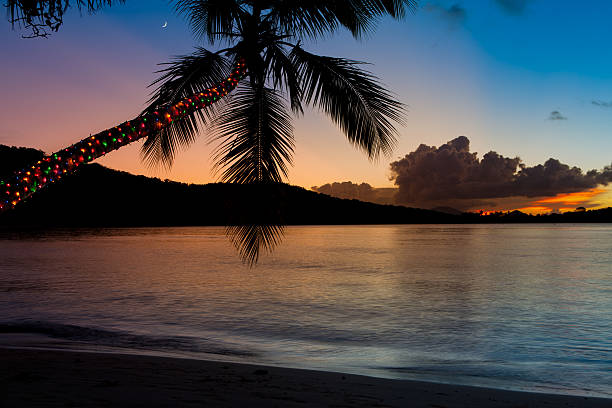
left=390, top=136, right=612, bottom=208
left=311, top=182, right=395, bottom=205
left=549, top=110, right=567, bottom=120
left=424, top=3, right=467, bottom=26
left=312, top=181, right=377, bottom=202
left=592, top=100, right=612, bottom=108
left=494, top=0, right=532, bottom=15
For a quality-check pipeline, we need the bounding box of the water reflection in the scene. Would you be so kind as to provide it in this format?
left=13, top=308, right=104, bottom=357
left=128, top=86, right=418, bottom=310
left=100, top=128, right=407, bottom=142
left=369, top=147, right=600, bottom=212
left=1, top=225, right=611, bottom=397
left=0, top=224, right=285, bottom=265
left=226, top=224, right=284, bottom=265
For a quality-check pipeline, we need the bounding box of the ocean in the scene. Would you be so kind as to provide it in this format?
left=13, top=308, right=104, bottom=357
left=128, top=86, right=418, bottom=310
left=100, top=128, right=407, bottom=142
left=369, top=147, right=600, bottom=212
left=1, top=224, right=611, bottom=397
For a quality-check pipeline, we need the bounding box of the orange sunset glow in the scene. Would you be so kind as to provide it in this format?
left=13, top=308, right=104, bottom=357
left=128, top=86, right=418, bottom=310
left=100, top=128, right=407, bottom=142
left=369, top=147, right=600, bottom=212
left=516, top=188, right=607, bottom=214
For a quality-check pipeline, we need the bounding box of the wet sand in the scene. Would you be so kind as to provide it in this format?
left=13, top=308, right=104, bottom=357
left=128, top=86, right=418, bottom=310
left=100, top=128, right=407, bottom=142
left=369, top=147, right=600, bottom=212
left=1, top=348, right=610, bottom=407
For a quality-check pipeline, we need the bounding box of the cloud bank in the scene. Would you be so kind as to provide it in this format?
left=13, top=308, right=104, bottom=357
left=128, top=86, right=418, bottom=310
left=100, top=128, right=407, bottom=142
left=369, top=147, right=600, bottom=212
left=390, top=136, right=612, bottom=209
left=311, top=182, right=395, bottom=205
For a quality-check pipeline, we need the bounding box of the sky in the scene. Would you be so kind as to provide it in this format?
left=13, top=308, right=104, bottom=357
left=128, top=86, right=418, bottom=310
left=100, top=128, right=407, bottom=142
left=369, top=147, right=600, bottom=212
left=1, top=0, right=612, bottom=213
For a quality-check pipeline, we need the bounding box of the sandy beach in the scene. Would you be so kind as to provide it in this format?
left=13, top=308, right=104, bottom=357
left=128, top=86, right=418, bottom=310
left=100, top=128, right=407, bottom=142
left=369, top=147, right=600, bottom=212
left=1, top=347, right=610, bottom=407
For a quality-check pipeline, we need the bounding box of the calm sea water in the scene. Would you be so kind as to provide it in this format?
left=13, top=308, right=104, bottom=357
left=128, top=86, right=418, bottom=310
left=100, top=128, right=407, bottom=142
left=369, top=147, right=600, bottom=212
left=1, top=225, right=611, bottom=397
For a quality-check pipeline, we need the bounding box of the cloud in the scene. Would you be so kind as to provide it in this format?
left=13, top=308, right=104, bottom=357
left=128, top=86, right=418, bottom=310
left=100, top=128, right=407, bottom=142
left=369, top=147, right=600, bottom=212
left=494, top=0, right=532, bottom=15
left=592, top=100, right=612, bottom=108
left=549, top=110, right=567, bottom=120
left=389, top=136, right=612, bottom=210
left=424, top=3, right=467, bottom=26
left=311, top=182, right=395, bottom=205
left=312, top=181, right=377, bottom=201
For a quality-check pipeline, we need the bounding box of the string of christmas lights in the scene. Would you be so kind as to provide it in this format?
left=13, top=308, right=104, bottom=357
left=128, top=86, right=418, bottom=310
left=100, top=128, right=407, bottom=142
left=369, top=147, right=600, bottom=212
left=0, top=59, right=247, bottom=214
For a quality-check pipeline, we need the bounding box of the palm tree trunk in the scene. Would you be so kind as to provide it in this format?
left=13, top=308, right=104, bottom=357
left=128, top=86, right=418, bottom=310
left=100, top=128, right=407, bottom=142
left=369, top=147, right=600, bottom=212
left=0, top=60, right=247, bottom=213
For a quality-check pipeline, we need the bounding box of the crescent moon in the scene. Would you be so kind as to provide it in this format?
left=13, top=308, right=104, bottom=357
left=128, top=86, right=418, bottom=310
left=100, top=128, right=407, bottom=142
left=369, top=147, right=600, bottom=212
left=162, top=21, right=168, bottom=28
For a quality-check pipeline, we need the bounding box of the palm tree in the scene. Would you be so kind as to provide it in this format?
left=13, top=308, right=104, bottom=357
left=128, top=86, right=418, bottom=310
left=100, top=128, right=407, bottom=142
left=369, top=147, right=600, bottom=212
left=143, top=1, right=409, bottom=261
left=2, top=0, right=410, bottom=263
left=145, top=0, right=408, bottom=172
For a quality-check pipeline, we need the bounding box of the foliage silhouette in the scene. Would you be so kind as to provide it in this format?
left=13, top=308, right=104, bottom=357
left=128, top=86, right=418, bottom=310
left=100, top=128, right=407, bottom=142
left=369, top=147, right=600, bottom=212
left=145, top=0, right=410, bottom=170
left=6, top=0, right=125, bottom=37
left=142, top=0, right=412, bottom=262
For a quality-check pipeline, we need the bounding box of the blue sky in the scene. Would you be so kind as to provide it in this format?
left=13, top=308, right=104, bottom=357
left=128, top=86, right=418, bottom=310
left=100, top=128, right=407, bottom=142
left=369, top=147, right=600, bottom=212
left=1, top=0, right=611, bottom=210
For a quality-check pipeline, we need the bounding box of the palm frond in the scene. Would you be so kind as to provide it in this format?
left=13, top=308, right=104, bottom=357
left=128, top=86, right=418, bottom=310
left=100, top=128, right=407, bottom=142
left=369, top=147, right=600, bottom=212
left=211, top=82, right=294, bottom=183
left=365, top=0, right=418, bottom=18
left=266, top=0, right=363, bottom=38
left=266, top=0, right=417, bottom=39
left=172, top=0, right=244, bottom=44
left=291, top=46, right=404, bottom=159
left=226, top=224, right=284, bottom=265
left=142, top=48, right=232, bottom=167
left=264, top=43, right=303, bottom=114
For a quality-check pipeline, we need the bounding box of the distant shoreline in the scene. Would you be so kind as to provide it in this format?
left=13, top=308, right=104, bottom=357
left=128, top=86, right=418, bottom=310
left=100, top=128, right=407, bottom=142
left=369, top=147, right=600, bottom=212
left=2, top=346, right=611, bottom=407
left=2, top=220, right=612, bottom=230
left=2, top=148, right=611, bottom=226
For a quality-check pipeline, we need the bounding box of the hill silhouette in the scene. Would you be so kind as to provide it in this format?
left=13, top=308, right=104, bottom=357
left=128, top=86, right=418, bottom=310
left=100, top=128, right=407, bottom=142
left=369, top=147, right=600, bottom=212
left=1, top=145, right=611, bottom=226
left=0, top=145, right=456, bottom=227
left=0, top=145, right=45, bottom=176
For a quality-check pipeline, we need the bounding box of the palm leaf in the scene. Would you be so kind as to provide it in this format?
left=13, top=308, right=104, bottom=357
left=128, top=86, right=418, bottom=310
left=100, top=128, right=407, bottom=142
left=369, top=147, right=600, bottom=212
left=142, top=48, right=233, bottom=167
left=264, top=43, right=303, bottom=114
left=226, top=224, right=284, bottom=265
left=266, top=0, right=416, bottom=39
left=211, top=82, right=294, bottom=183
left=366, top=0, right=417, bottom=18
left=291, top=46, right=404, bottom=158
left=172, top=0, right=244, bottom=44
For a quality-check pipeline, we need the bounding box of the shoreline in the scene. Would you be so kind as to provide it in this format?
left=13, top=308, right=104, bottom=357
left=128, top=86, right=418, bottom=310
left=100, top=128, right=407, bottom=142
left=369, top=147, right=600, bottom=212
left=2, top=347, right=610, bottom=407
left=2, top=332, right=608, bottom=399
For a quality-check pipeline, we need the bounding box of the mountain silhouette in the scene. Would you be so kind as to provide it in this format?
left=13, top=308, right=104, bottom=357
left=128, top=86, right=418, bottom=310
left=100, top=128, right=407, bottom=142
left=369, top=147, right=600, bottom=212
left=1, top=145, right=610, bottom=227
left=0, top=145, right=456, bottom=227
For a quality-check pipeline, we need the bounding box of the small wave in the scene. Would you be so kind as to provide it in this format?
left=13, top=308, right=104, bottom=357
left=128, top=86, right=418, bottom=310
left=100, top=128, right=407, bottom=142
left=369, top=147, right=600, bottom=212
left=0, top=320, right=255, bottom=357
